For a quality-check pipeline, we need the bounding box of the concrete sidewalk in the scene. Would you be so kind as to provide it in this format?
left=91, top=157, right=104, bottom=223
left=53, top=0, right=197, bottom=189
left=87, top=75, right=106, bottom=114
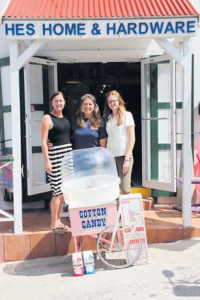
left=0, top=238, right=200, bottom=300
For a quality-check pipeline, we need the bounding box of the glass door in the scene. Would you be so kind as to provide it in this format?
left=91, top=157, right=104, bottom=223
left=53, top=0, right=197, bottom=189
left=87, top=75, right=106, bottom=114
left=141, top=55, right=176, bottom=192
left=24, top=58, right=58, bottom=195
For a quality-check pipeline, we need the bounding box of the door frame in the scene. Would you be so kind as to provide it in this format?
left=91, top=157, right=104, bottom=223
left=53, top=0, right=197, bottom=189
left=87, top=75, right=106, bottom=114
left=24, top=57, right=58, bottom=195
left=141, top=55, right=176, bottom=192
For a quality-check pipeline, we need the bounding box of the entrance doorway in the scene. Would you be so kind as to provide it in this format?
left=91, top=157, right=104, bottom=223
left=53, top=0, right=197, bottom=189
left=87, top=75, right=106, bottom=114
left=58, top=62, right=142, bottom=187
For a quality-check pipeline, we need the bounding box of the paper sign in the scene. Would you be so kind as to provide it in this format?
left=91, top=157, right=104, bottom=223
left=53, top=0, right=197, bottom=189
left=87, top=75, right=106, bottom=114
left=120, top=193, right=148, bottom=265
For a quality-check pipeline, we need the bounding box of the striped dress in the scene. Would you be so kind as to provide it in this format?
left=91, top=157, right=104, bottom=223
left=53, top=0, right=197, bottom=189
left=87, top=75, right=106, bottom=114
left=47, top=114, right=72, bottom=197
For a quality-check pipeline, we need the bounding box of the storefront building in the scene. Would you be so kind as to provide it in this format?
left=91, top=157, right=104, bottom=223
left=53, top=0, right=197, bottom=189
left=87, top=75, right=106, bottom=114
left=0, top=0, right=199, bottom=233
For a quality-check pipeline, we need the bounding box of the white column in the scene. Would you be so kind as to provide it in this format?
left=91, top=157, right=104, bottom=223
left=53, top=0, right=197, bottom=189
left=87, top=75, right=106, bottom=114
left=9, top=40, right=23, bottom=234
left=182, top=39, right=192, bottom=227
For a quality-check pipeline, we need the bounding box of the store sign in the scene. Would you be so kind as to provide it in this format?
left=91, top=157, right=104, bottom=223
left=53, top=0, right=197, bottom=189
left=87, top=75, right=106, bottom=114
left=4, top=18, right=197, bottom=39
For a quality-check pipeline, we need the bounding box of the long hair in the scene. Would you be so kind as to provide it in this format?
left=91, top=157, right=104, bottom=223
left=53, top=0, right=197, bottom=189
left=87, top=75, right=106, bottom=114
left=76, top=94, right=102, bottom=128
left=103, top=90, right=126, bottom=126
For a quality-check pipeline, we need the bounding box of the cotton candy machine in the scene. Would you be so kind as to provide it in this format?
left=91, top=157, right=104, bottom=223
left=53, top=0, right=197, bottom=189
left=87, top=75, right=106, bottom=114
left=61, top=148, right=120, bottom=208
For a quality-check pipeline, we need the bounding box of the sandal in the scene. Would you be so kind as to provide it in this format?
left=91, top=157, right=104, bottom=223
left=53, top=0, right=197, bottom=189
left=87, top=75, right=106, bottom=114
left=59, top=223, right=71, bottom=232
left=51, top=227, right=66, bottom=235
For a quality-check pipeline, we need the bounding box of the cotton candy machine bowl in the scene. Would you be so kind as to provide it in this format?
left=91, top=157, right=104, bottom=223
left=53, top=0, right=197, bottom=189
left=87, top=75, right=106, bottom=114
left=61, top=148, right=120, bottom=208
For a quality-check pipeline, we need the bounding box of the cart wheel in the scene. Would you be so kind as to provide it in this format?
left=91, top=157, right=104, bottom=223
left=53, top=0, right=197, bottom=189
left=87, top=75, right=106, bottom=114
left=96, top=224, right=142, bottom=269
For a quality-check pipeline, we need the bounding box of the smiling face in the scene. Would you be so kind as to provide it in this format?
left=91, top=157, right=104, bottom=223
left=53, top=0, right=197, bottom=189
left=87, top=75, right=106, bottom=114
left=81, top=98, right=95, bottom=118
left=51, top=94, right=65, bottom=113
left=107, top=95, right=119, bottom=113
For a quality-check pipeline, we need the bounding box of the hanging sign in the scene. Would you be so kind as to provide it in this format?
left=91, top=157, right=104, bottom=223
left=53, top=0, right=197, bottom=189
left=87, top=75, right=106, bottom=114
left=4, top=18, right=198, bottom=39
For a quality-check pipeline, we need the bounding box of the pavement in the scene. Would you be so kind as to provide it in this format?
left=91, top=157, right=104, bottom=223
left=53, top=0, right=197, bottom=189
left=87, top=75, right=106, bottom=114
left=0, top=238, right=200, bottom=300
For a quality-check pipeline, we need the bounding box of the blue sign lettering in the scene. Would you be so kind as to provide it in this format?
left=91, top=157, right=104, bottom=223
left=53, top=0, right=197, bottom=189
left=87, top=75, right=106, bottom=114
left=92, top=208, right=97, bottom=217
left=86, top=220, right=91, bottom=229
left=4, top=19, right=197, bottom=38
left=97, top=208, right=101, bottom=216
left=91, top=219, right=97, bottom=227
left=175, top=21, right=185, bottom=33
left=107, top=23, right=116, bottom=35
left=164, top=22, right=175, bottom=34
left=16, top=24, right=24, bottom=36
left=79, top=211, right=83, bottom=219
left=65, top=23, right=76, bottom=35
left=150, top=22, right=164, bottom=34
left=79, top=207, right=107, bottom=219
left=77, top=23, right=86, bottom=35
left=81, top=218, right=107, bottom=229
left=5, top=23, right=15, bottom=35
left=139, top=22, right=148, bottom=34
left=84, top=210, right=88, bottom=218
left=82, top=220, right=86, bottom=229
left=187, top=21, right=196, bottom=33
left=26, top=23, right=35, bottom=36
left=101, top=208, right=107, bottom=216
left=128, top=23, right=137, bottom=34
left=5, top=23, right=36, bottom=36
left=101, top=218, right=106, bottom=226
left=43, top=24, right=52, bottom=35
left=117, top=23, right=127, bottom=35
left=53, top=23, right=64, bottom=35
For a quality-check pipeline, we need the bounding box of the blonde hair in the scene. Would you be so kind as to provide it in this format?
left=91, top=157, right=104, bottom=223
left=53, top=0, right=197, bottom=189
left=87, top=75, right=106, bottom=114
left=103, top=90, right=126, bottom=126
left=76, top=94, right=102, bottom=128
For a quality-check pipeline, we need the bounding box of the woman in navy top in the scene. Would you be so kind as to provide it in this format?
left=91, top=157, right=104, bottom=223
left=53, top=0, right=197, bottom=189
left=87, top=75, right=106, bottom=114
left=70, top=94, right=107, bottom=149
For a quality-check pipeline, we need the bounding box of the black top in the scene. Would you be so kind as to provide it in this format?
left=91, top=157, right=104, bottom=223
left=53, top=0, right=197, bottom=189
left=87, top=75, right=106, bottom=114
left=70, top=116, right=108, bottom=150
left=48, top=114, right=71, bottom=146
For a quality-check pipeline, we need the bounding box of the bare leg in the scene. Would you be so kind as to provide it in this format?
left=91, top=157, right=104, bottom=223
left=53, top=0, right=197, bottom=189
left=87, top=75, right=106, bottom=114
left=50, top=195, right=62, bottom=229
left=57, top=194, right=64, bottom=224
left=57, top=195, right=70, bottom=230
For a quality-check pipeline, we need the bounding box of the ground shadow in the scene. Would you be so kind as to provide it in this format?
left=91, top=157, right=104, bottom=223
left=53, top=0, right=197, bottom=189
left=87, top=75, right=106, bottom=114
left=3, top=253, right=117, bottom=278
left=149, top=238, right=200, bottom=252
left=163, top=269, right=200, bottom=297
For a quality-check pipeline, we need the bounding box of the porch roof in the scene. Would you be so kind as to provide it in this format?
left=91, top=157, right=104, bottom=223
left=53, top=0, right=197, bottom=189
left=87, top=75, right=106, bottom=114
left=3, top=0, right=199, bottom=20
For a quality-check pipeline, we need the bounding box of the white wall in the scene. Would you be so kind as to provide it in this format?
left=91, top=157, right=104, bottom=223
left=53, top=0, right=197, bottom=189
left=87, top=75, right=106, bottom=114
left=0, top=0, right=9, bottom=58
left=191, top=0, right=200, bottom=163
left=0, top=25, right=9, bottom=58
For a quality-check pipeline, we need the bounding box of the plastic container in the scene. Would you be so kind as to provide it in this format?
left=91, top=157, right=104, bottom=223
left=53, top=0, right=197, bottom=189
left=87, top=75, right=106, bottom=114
left=61, top=148, right=120, bottom=208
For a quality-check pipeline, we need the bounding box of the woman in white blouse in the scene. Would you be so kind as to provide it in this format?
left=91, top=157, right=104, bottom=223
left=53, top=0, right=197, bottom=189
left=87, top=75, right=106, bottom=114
left=103, top=90, right=135, bottom=194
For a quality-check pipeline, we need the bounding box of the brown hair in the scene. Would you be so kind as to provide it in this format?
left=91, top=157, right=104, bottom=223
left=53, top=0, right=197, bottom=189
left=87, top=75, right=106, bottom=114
left=103, top=90, right=126, bottom=126
left=50, top=91, right=65, bottom=102
left=76, top=94, right=102, bottom=128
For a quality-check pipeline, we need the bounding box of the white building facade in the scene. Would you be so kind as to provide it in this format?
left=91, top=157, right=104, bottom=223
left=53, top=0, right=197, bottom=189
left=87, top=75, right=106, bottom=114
left=0, top=0, right=199, bottom=233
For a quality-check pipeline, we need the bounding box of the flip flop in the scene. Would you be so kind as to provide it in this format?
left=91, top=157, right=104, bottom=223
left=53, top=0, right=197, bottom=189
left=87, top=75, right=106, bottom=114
left=52, top=227, right=66, bottom=235
left=59, top=224, right=71, bottom=232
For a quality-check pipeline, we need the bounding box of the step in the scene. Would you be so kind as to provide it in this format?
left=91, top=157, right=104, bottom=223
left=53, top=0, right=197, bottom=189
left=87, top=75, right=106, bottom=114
left=143, top=197, right=154, bottom=210
left=131, top=187, right=151, bottom=197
